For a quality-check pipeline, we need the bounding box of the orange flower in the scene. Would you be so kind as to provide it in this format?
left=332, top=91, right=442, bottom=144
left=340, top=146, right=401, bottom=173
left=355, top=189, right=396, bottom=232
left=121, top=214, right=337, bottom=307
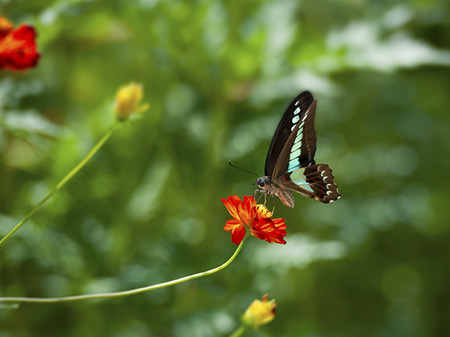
left=221, top=195, right=287, bottom=245
left=0, top=17, right=40, bottom=71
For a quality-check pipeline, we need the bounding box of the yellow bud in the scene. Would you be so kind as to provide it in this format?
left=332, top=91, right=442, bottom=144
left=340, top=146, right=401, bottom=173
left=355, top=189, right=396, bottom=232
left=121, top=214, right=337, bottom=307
left=242, top=294, right=276, bottom=329
left=114, top=82, right=149, bottom=121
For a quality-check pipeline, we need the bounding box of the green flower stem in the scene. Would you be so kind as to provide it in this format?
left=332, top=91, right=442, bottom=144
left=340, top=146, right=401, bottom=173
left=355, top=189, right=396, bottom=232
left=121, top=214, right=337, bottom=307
left=0, top=122, right=121, bottom=248
left=0, top=234, right=249, bottom=304
left=229, top=325, right=246, bottom=337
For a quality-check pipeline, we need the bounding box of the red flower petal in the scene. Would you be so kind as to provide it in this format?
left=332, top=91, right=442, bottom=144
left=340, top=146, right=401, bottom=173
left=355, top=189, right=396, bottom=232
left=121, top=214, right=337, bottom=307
left=223, top=219, right=240, bottom=231
left=272, top=218, right=287, bottom=229
left=223, top=219, right=247, bottom=244
left=240, top=195, right=256, bottom=225
left=0, top=23, right=40, bottom=70
left=222, top=195, right=256, bottom=226
left=221, top=195, right=243, bottom=221
left=250, top=217, right=287, bottom=244
left=222, top=195, right=259, bottom=244
left=231, top=223, right=247, bottom=244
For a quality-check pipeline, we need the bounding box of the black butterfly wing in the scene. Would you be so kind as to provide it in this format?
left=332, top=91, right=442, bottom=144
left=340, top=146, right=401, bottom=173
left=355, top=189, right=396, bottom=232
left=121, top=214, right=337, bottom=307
left=265, top=91, right=316, bottom=177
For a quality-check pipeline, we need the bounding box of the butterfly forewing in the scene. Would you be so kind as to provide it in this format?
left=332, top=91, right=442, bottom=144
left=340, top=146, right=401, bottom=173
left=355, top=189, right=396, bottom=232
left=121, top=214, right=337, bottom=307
left=265, top=91, right=315, bottom=176
left=271, top=100, right=317, bottom=180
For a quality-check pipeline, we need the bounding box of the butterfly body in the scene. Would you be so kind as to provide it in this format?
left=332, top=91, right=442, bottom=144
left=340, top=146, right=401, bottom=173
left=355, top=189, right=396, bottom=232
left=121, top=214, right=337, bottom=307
left=256, top=91, right=340, bottom=207
left=256, top=176, right=295, bottom=207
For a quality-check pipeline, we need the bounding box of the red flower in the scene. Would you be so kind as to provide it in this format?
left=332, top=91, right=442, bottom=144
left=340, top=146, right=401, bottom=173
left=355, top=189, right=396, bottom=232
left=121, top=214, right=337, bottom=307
left=221, top=195, right=287, bottom=245
left=0, top=17, right=40, bottom=71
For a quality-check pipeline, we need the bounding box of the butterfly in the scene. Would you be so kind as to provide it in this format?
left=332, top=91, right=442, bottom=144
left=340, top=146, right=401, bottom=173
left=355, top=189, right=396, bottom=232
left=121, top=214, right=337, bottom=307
left=255, top=91, right=340, bottom=207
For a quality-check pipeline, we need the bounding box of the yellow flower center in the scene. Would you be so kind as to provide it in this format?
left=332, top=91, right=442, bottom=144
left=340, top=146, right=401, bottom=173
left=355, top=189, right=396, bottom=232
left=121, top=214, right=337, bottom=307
left=255, top=204, right=273, bottom=218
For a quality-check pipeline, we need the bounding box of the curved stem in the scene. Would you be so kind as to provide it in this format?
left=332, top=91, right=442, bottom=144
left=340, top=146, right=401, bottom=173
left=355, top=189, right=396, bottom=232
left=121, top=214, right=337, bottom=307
left=0, top=122, right=120, bottom=248
left=0, top=234, right=249, bottom=304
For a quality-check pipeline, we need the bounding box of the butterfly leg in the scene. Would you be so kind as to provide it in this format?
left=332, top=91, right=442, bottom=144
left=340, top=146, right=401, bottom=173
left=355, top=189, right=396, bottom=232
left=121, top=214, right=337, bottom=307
left=272, top=194, right=276, bottom=214
left=254, top=189, right=266, bottom=203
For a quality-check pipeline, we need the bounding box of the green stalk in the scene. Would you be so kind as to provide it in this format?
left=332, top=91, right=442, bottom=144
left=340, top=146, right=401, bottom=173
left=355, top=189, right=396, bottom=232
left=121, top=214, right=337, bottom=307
left=0, top=122, right=120, bottom=248
left=229, top=325, right=246, bottom=337
left=0, top=234, right=249, bottom=304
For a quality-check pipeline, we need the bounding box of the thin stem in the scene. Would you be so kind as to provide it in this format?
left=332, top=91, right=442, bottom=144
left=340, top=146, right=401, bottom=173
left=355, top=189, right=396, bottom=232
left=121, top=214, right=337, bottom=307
left=0, top=234, right=249, bottom=304
left=229, top=325, right=246, bottom=337
left=0, top=122, right=120, bottom=248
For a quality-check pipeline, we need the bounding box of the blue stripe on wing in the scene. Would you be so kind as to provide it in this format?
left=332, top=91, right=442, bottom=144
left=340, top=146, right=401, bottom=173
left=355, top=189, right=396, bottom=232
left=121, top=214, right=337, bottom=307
left=289, top=169, right=314, bottom=193
left=286, top=111, right=310, bottom=173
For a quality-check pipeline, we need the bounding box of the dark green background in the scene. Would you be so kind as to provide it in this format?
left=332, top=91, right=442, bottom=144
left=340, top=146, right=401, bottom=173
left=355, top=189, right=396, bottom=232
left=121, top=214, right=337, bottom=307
left=1, top=0, right=449, bottom=336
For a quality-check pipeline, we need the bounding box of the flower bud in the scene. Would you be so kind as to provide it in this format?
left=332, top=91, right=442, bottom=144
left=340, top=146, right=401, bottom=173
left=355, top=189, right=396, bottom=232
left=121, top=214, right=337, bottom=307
left=242, top=294, right=276, bottom=329
left=114, top=82, right=149, bottom=121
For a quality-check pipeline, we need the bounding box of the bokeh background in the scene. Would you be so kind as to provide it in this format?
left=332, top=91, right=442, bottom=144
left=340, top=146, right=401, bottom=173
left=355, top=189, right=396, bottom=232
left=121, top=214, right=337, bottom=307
left=1, top=0, right=450, bottom=336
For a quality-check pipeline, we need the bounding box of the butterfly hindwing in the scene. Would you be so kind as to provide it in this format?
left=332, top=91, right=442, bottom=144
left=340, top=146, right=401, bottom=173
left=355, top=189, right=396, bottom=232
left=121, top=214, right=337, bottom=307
left=265, top=91, right=315, bottom=177
left=277, top=164, right=340, bottom=203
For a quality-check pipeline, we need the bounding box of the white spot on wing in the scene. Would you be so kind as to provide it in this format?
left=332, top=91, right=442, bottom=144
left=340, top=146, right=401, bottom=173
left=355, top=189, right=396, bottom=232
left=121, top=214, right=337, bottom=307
left=302, top=112, right=308, bottom=122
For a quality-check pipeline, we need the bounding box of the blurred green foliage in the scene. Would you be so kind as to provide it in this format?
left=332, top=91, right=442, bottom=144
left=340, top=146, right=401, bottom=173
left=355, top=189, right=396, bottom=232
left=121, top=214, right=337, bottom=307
left=1, top=0, right=450, bottom=336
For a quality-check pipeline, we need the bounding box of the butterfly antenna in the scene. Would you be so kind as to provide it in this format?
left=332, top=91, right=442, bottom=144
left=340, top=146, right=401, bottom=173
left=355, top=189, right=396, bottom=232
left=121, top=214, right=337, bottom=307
left=228, top=161, right=259, bottom=178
